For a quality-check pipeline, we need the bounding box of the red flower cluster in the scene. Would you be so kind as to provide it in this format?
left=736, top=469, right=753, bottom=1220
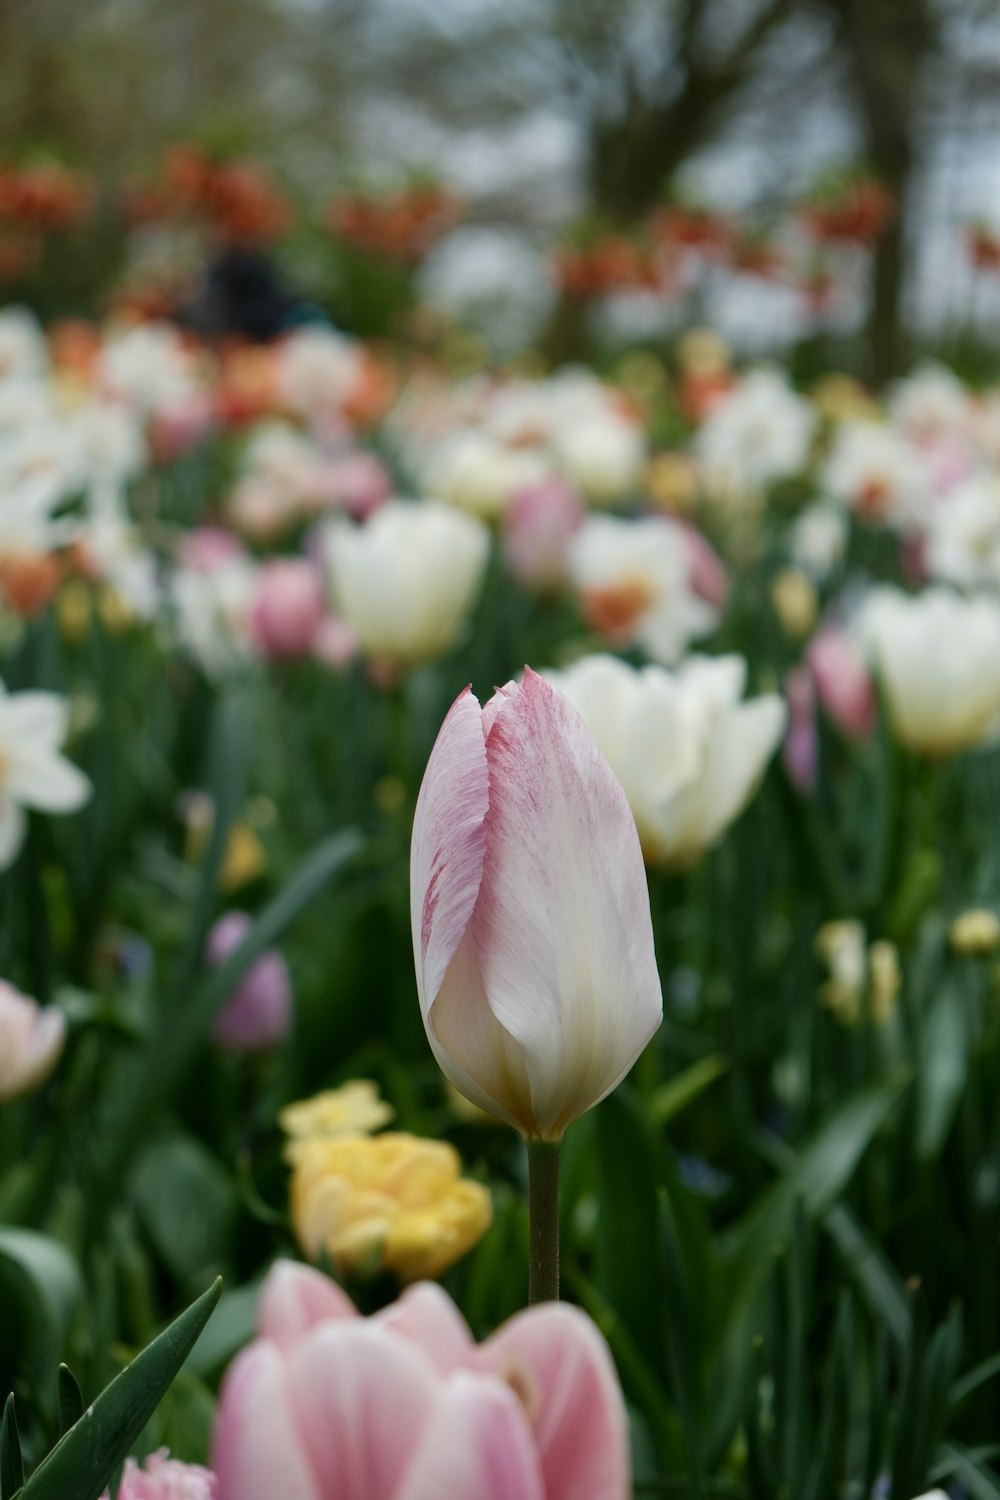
left=327, top=183, right=461, bottom=264
left=0, top=161, right=93, bottom=230
left=125, top=143, right=289, bottom=242
left=799, top=177, right=894, bottom=245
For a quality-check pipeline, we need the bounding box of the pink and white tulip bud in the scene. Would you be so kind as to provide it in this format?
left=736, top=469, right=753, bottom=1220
left=411, top=669, right=662, bottom=1142
left=212, top=1260, right=630, bottom=1500
left=179, top=527, right=246, bottom=574
left=310, top=452, right=392, bottom=520
left=807, top=629, right=878, bottom=741
left=0, top=979, right=65, bottom=1103
left=250, top=559, right=326, bottom=661
left=679, top=522, right=729, bottom=611
left=206, top=912, right=292, bottom=1052
left=502, top=478, right=584, bottom=592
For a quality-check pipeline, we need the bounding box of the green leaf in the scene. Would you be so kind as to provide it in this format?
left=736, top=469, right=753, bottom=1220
left=650, top=1054, right=729, bottom=1129
left=916, top=982, right=969, bottom=1161
left=57, top=1367, right=84, bottom=1439
left=94, top=829, right=365, bottom=1207
left=0, top=1228, right=82, bottom=1383
left=935, top=1442, right=1000, bottom=1500
left=729, top=1074, right=911, bottom=1275
left=1, top=1394, right=23, bottom=1500
left=19, top=1278, right=221, bottom=1500
left=132, top=1134, right=235, bottom=1284
left=183, top=1280, right=261, bottom=1379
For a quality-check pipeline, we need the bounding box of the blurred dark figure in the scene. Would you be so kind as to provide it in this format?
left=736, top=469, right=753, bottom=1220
left=183, top=241, right=296, bottom=341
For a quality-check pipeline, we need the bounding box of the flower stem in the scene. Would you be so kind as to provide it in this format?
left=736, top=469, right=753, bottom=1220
left=527, top=1139, right=561, bottom=1304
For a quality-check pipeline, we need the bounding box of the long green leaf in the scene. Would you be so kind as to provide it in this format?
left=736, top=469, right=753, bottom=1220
left=19, top=1278, right=221, bottom=1500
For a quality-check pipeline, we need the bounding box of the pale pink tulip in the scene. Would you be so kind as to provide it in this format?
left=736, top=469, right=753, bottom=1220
left=0, top=979, right=65, bottom=1103
left=807, top=629, right=878, bottom=741
left=179, top=527, right=246, bottom=573
left=502, top=478, right=584, bottom=591
left=679, top=521, right=729, bottom=610
left=410, top=669, right=662, bottom=1141
left=99, top=1450, right=217, bottom=1500
left=309, top=452, right=392, bottom=520
left=250, top=559, right=326, bottom=660
left=212, top=1260, right=630, bottom=1500
left=206, top=912, right=292, bottom=1051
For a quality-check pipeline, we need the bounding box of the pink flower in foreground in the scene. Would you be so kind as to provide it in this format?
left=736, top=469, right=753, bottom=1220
left=206, top=912, right=292, bottom=1052
left=99, top=1449, right=217, bottom=1500
left=411, top=669, right=661, bottom=1142
left=212, top=1259, right=629, bottom=1500
left=0, top=979, right=66, bottom=1103
left=250, top=559, right=326, bottom=660
left=807, top=629, right=878, bottom=741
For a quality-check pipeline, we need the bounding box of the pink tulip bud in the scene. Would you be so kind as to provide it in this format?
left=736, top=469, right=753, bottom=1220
left=0, top=979, right=65, bottom=1103
left=411, top=669, right=662, bottom=1141
left=679, top=522, right=729, bottom=610
left=250, top=559, right=326, bottom=660
left=312, top=613, right=358, bottom=672
left=807, top=629, right=878, bottom=741
left=179, top=527, right=246, bottom=573
left=206, top=911, right=292, bottom=1052
left=149, top=394, right=213, bottom=464
left=309, top=452, right=392, bottom=520
left=502, top=478, right=584, bottom=591
left=782, top=666, right=817, bottom=793
left=212, top=1260, right=631, bottom=1500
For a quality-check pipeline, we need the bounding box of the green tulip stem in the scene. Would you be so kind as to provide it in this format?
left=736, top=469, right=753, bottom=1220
left=527, top=1139, right=561, bottom=1304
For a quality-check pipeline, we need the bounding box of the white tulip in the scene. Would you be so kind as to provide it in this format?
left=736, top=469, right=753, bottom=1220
left=855, top=586, right=1000, bottom=756
left=545, top=653, right=786, bottom=868
left=0, top=681, right=91, bottom=869
left=696, top=369, right=816, bottom=495
left=326, top=500, right=490, bottom=668
left=569, top=515, right=718, bottom=665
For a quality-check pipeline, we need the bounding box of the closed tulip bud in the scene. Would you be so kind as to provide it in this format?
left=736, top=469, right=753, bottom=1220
left=950, top=908, right=1000, bottom=956
left=206, top=911, right=292, bottom=1052
left=807, top=628, right=877, bottom=741
left=411, top=669, right=662, bottom=1142
left=0, top=979, right=65, bottom=1103
left=250, top=559, right=326, bottom=661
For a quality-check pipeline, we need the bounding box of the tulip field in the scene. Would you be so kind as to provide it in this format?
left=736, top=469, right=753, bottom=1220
left=4, top=302, right=1000, bottom=1500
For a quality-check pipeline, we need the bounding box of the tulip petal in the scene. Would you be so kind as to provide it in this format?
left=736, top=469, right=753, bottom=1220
left=396, top=1373, right=545, bottom=1500
left=0, top=796, right=26, bottom=871
left=286, top=1322, right=440, bottom=1500
left=374, top=1280, right=476, bottom=1375
left=410, top=686, right=489, bottom=1018
left=256, top=1259, right=358, bottom=1350
left=212, top=1343, right=322, bottom=1500
left=472, top=669, right=662, bottom=1139
left=481, top=1303, right=631, bottom=1500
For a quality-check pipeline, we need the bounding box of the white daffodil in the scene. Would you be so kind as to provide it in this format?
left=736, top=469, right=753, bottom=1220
left=0, top=682, right=91, bottom=868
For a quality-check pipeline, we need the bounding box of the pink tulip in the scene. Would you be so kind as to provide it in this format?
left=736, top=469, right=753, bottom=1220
left=502, top=478, right=584, bottom=591
left=410, top=669, right=662, bottom=1142
left=807, top=629, right=878, bottom=741
left=250, top=559, right=327, bottom=660
left=309, top=452, right=393, bottom=520
left=312, top=613, right=358, bottom=672
left=679, top=522, right=729, bottom=611
left=179, top=527, right=246, bottom=573
left=99, top=1451, right=217, bottom=1500
left=782, top=666, right=817, bottom=793
left=212, top=1260, right=630, bottom=1500
left=0, top=979, right=65, bottom=1103
left=206, top=911, right=292, bottom=1052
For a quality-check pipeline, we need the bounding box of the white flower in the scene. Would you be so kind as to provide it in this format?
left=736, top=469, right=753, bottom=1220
left=273, top=326, right=364, bottom=428
left=424, top=430, right=548, bottom=520
left=855, top=585, right=1000, bottom=756
left=888, top=362, right=971, bottom=442
left=924, top=473, right=1000, bottom=589
left=0, top=682, right=91, bottom=868
left=170, top=557, right=259, bottom=678
left=696, top=369, right=816, bottom=494
left=790, top=501, right=849, bottom=580
left=0, top=308, right=48, bottom=381
left=98, top=322, right=202, bottom=419
left=326, top=500, right=491, bottom=668
left=551, top=409, right=646, bottom=505
left=570, top=515, right=718, bottom=665
left=821, top=420, right=930, bottom=528
left=544, top=652, right=786, bottom=867
left=0, top=979, right=65, bottom=1103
